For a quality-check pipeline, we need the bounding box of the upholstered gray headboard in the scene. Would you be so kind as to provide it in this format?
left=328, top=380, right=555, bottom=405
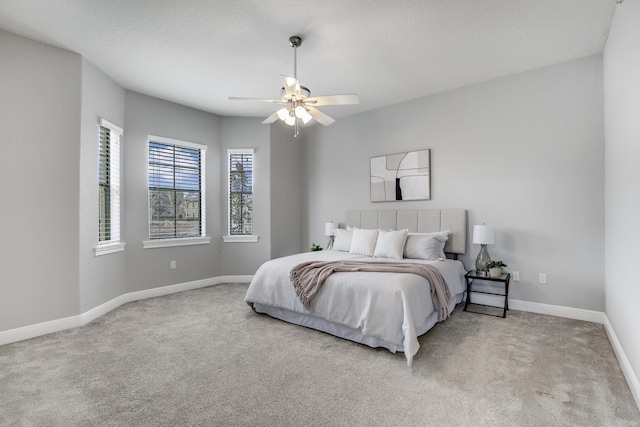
left=345, top=209, right=467, bottom=255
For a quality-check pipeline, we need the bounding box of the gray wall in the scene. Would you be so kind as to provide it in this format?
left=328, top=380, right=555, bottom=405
left=219, top=117, right=272, bottom=275
left=303, top=54, right=605, bottom=311
left=270, top=122, right=303, bottom=257
left=79, top=58, right=127, bottom=313
left=0, top=30, right=82, bottom=330
left=604, top=0, right=640, bottom=401
left=123, top=92, right=222, bottom=291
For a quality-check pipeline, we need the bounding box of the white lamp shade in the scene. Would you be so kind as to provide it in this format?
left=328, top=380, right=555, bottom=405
left=300, top=113, right=312, bottom=124
left=284, top=112, right=296, bottom=126
left=473, top=225, right=495, bottom=245
left=325, top=222, right=338, bottom=236
left=276, top=107, right=289, bottom=122
left=295, top=105, right=312, bottom=124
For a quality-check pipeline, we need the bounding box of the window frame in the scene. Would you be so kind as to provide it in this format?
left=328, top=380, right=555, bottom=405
left=224, top=148, right=258, bottom=243
left=143, top=135, right=210, bottom=249
left=95, top=118, right=125, bottom=256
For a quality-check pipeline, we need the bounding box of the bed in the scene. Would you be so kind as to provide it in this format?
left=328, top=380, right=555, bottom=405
left=244, top=209, right=468, bottom=366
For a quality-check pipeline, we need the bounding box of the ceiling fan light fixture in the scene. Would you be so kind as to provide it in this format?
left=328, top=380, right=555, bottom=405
left=284, top=109, right=296, bottom=126
left=276, top=107, right=289, bottom=122
left=295, top=105, right=312, bottom=123
left=229, top=35, right=359, bottom=136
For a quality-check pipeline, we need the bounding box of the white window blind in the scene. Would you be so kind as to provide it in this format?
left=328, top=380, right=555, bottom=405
left=148, top=136, right=206, bottom=240
left=228, top=149, right=254, bottom=236
left=98, top=119, right=122, bottom=245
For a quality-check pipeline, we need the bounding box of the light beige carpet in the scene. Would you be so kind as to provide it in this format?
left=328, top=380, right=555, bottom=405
left=1, top=283, right=638, bottom=426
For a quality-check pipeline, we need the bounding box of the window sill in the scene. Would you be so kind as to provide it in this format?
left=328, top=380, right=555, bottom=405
left=143, top=236, right=211, bottom=249
left=94, top=242, right=126, bottom=256
left=223, top=235, right=259, bottom=243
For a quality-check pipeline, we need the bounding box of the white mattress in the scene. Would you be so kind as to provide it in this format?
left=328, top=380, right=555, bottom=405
left=244, top=250, right=467, bottom=366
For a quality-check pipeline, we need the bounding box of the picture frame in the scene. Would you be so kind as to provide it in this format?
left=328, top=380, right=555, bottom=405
left=370, top=149, right=430, bottom=202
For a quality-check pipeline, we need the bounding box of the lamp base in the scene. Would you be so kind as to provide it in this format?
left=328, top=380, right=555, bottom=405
left=475, top=244, right=491, bottom=273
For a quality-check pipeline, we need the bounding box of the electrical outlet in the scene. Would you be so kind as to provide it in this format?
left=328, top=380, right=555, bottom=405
left=170, top=260, right=176, bottom=269
left=512, top=271, right=520, bottom=281
left=539, top=273, right=547, bottom=284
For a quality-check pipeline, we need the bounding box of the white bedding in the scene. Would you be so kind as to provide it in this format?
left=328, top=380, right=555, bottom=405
left=244, top=250, right=467, bottom=366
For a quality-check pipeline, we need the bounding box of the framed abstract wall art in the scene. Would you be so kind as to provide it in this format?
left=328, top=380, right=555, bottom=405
left=370, top=149, right=430, bottom=202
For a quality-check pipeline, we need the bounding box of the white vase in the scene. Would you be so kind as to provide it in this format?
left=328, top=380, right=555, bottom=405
left=489, top=267, right=503, bottom=278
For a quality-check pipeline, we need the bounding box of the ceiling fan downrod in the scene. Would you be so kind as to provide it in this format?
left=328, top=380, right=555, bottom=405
left=289, top=36, right=302, bottom=79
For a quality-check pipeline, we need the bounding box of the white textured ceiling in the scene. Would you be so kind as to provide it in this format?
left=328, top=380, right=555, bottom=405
left=0, top=0, right=616, bottom=121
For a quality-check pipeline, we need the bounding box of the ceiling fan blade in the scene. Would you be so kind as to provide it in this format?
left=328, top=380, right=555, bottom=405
left=307, top=106, right=335, bottom=126
left=262, top=111, right=280, bottom=124
left=281, top=75, right=301, bottom=98
left=306, top=94, right=360, bottom=106
left=228, top=97, right=287, bottom=104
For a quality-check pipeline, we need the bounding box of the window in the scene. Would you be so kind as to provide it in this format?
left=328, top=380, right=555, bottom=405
left=145, top=136, right=209, bottom=248
left=95, top=118, right=124, bottom=256
left=224, top=149, right=257, bottom=242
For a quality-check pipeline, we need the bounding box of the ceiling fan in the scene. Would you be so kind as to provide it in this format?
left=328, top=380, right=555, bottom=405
left=229, top=36, right=359, bottom=137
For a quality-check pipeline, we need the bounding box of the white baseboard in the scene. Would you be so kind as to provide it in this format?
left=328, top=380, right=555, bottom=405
left=603, top=315, right=640, bottom=411
left=0, top=315, right=83, bottom=347
left=0, top=284, right=609, bottom=346
left=0, top=275, right=253, bottom=346
left=467, top=293, right=605, bottom=323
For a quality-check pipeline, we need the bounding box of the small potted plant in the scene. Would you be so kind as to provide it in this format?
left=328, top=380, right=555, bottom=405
left=310, top=243, right=322, bottom=252
left=486, top=260, right=507, bottom=278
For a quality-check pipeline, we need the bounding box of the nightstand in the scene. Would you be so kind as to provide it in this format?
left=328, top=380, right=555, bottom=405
left=464, top=270, right=511, bottom=318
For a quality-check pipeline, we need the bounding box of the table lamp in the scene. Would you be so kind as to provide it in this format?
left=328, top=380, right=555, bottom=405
left=325, top=221, right=338, bottom=249
left=473, top=224, right=495, bottom=274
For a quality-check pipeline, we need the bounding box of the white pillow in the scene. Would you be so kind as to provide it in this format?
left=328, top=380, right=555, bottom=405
left=404, top=230, right=450, bottom=260
left=373, top=229, right=409, bottom=260
left=333, top=229, right=353, bottom=252
left=349, top=228, right=379, bottom=256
